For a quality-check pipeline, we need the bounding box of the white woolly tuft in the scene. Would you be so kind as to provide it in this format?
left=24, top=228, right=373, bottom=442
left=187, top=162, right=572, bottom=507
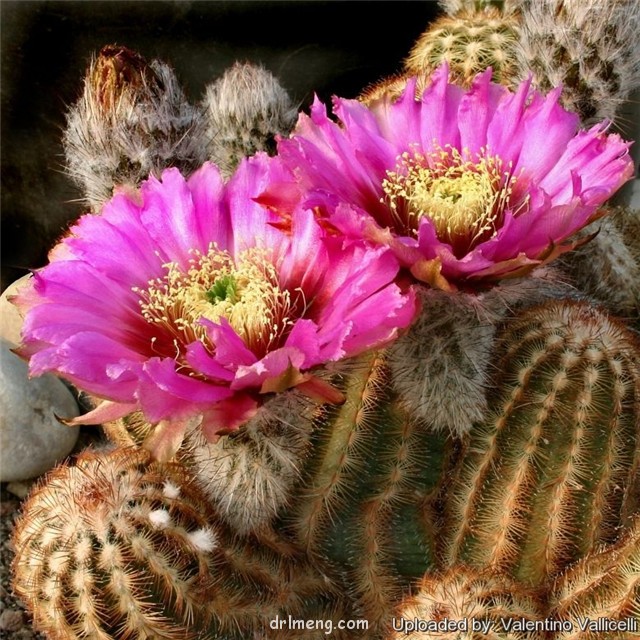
left=148, top=509, right=172, bottom=529
left=162, top=480, right=181, bottom=499
left=186, top=527, right=217, bottom=552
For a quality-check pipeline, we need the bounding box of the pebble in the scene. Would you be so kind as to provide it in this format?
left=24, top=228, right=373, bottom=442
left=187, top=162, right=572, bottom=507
left=0, top=274, right=32, bottom=347
left=0, top=340, right=80, bottom=482
left=0, top=609, right=25, bottom=632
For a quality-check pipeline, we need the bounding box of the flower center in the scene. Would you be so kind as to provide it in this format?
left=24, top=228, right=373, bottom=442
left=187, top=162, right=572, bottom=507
left=382, top=146, right=525, bottom=257
left=136, top=245, right=297, bottom=361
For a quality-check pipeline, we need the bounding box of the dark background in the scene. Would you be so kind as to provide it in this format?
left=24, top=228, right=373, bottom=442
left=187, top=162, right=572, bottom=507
left=1, top=0, right=440, bottom=291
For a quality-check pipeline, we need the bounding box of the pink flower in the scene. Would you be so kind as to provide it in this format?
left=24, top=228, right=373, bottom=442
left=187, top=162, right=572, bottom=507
left=277, top=65, right=634, bottom=290
left=14, top=155, right=416, bottom=458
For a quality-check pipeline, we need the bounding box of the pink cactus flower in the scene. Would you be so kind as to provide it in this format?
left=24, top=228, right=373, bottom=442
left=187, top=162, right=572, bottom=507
left=276, top=65, right=635, bottom=290
left=14, top=155, right=416, bottom=458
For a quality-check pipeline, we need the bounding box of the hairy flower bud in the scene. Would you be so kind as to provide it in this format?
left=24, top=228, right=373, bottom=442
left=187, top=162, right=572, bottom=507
left=63, top=45, right=207, bottom=211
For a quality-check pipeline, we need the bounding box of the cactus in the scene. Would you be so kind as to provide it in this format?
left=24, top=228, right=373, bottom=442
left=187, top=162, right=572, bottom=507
left=388, top=566, right=545, bottom=640
left=441, top=300, right=640, bottom=587
left=12, top=447, right=216, bottom=639
left=63, top=45, right=207, bottom=211
left=281, top=351, right=450, bottom=633
left=404, top=6, right=520, bottom=88
left=10, top=7, right=640, bottom=640
left=549, top=517, right=640, bottom=639
left=201, top=62, right=298, bottom=178
left=12, top=446, right=352, bottom=640
left=559, top=208, right=640, bottom=320
left=516, top=0, right=640, bottom=122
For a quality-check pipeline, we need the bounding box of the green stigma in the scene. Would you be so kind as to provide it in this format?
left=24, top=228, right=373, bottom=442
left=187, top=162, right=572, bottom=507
left=206, top=275, right=238, bottom=305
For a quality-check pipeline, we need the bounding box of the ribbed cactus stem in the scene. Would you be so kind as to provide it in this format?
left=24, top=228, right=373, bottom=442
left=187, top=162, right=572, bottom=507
left=442, top=301, right=640, bottom=587
left=12, top=447, right=352, bottom=640
left=293, top=351, right=384, bottom=550
left=289, top=351, right=448, bottom=630
left=12, top=448, right=217, bottom=639
left=389, top=566, right=545, bottom=640
left=550, top=518, right=640, bottom=639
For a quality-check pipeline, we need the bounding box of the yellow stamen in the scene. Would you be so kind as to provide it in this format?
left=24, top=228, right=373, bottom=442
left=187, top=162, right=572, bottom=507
left=135, top=245, right=298, bottom=362
left=381, top=144, right=528, bottom=256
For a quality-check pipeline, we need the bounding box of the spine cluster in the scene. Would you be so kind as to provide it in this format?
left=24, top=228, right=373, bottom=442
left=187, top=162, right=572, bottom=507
left=442, top=301, right=640, bottom=586
left=12, top=448, right=217, bottom=640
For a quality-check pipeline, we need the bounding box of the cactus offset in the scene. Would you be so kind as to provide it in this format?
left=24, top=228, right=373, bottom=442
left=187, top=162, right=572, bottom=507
left=12, top=448, right=216, bottom=640
left=442, top=300, right=640, bottom=586
left=405, top=8, right=520, bottom=88
left=389, top=566, right=545, bottom=640
left=549, top=517, right=640, bottom=639
left=12, top=447, right=352, bottom=640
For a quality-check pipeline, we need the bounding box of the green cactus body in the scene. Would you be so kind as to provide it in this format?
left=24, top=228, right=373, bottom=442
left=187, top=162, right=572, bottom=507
left=389, top=566, right=545, bottom=640
left=442, top=301, right=640, bottom=587
left=549, top=517, right=640, bottom=639
left=286, top=351, right=450, bottom=629
left=405, top=9, right=520, bottom=88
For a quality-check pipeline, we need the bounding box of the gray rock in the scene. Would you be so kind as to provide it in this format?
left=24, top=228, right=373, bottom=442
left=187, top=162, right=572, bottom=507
left=0, top=273, right=32, bottom=347
left=0, top=341, right=79, bottom=481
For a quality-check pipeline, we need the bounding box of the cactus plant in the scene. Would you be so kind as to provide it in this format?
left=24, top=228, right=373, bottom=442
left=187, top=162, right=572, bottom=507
left=9, top=4, right=640, bottom=639
left=388, top=566, right=545, bottom=640
left=441, top=300, right=640, bottom=586
left=12, top=447, right=216, bottom=639
left=516, top=0, right=640, bottom=122
left=549, top=517, right=640, bottom=639
left=12, top=446, right=353, bottom=640
left=405, top=7, right=520, bottom=88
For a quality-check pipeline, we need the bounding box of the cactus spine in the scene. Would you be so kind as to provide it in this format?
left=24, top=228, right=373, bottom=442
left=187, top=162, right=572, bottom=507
left=405, top=7, right=520, bottom=88
left=286, top=351, right=449, bottom=631
left=442, top=300, right=640, bottom=586
left=389, top=566, right=545, bottom=640
left=549, top=518, right=640, bottom=639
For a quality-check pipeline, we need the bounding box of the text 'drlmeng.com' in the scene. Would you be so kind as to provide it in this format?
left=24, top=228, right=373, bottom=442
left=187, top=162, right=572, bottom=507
left=269, top=615, right=369, bottom=636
